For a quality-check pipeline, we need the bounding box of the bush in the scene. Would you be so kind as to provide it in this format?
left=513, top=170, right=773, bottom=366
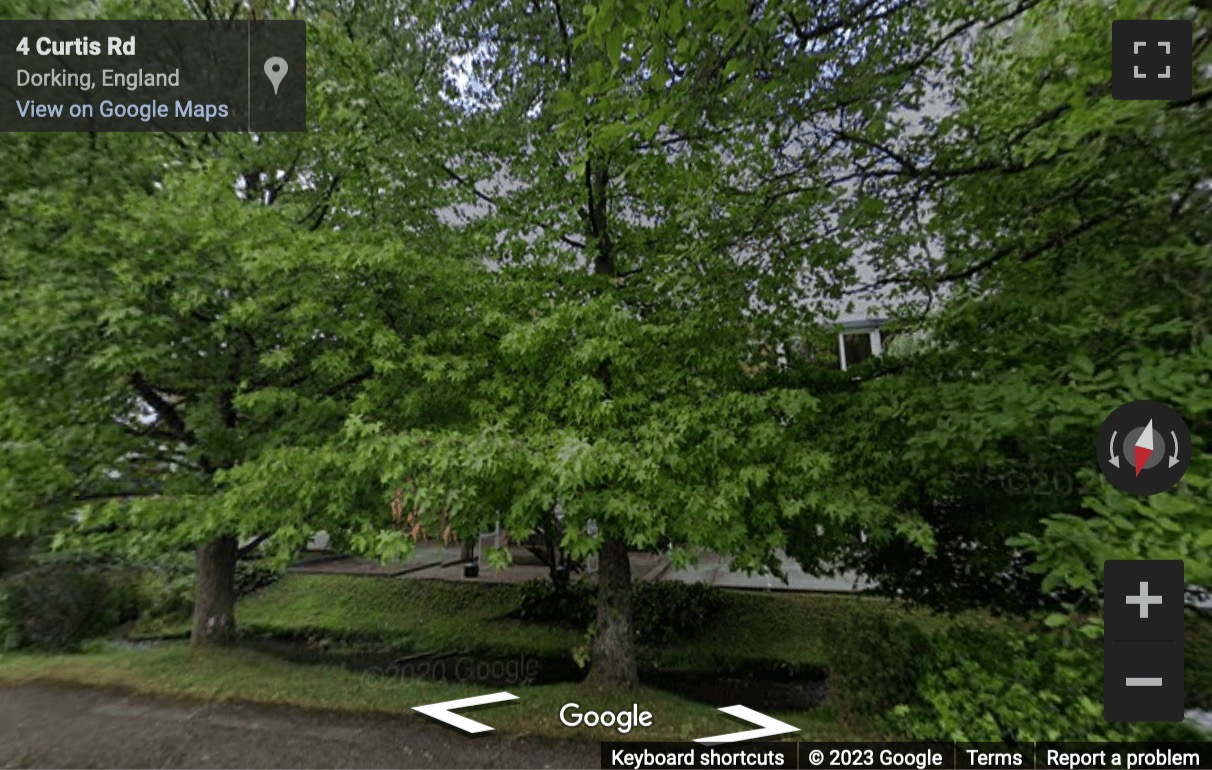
left=0, top=552, right=286, bottom=646
left=128, top=555, right=283, bottom=628
left=822, top=610, right=932, bottom=724
left=512, top=578, right=723, bottom=647
left=512, top=578, right=596, bottom=627
left=633, top=581, right=724, bottom=647
left=0, top=563, right=138, bottom=652
left=891, top=619, right=1201, bottom=742
left=128, top=564, right=194, bottom=623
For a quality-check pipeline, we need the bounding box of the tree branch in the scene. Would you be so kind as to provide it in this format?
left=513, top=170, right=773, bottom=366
left=324, top=368, right=375, bottom=398
left=238, top=534, right=270, bottom=558
left=130, top=372, right=190, bottom=440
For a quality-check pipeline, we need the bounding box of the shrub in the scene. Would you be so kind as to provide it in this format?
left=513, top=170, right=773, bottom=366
left=822, top=610, right=932, bottom=724
left=512, top=578, right=595, bottom=627
left=0, top=552, right=286, bottom=645
left=512, top=578, right=723, bottom=647
left=129, top=564, right=195, bottom=623
left=891, top=619, right=1202, bottom=742
left=0, top=563, right=138, bottom=652
left=127, top=556, right=283, bottom=628
left=632, top=581, right=724, bottom=647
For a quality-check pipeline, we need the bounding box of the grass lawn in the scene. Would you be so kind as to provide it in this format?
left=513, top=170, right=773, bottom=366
left=4, top=573, right=1208, bottom=743
left=0, top=574, right=906, bottom=742
left=237, top=575, right=582, bottom=658
left=231, top=574, right=932, bottom=669
left=0, top=643, right=883, bottom=742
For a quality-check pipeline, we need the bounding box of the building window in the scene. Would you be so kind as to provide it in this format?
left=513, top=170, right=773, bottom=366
left=837, top=327, right=883, bottom=371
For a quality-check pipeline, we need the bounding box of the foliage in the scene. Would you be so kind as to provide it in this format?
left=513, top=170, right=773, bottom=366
left=512, top=579, right=597, bottom=628
left=0, top=549, right=286, bottom=643
left=235, top=561, right=285, bottom=597
left=1189, top=611, right=1212, bottom=711
left=786, top=0, right=1212, bottom=613
left=512, top=578, right=723, bottom=648
left=631, top=582, right=725, bottom=648
left=791, top=0, right=1211, bottom=740
left=0, top=0, right=480, bottom=645
left=822, top=611, right=932, bottom=725
left=0, top=537, right=32, bottom=578
left=892, top=619, right=1204, bottom=743
left=0, top=563, right=138, bottom=652
left=127, top=554, right=283, bottom=626
left=321, top=0, right=1000, bottom=684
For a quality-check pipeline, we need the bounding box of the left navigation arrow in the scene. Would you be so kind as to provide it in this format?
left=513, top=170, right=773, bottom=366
left=413, top=692, right=519, bottom=734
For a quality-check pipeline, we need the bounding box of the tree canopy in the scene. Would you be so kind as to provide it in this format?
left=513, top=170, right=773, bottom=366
left=1, top=0, right=1207, bottom=696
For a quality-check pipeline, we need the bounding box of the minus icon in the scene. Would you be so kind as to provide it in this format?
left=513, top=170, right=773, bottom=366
left=1125, top=677, right=1163, bottom=686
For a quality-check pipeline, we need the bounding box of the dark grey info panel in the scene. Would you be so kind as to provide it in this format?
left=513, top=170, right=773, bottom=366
left=0, top=20, right=304, bottom=132
left=1104, top=560, right=1185, bottom=722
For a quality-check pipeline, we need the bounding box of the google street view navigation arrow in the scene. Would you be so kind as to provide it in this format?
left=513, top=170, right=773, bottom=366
left=693, top=705, right=798, bottom=744
left=412, top=692, right=519, bottom=735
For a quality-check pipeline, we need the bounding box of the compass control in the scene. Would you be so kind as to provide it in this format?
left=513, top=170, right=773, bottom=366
left=1096, top=400, right=1191, bottom=496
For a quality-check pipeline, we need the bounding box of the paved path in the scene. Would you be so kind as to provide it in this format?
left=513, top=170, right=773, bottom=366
left=294, top=543, right=869, bottom=594
left=658, top=550, right=872, bottom=593
left=0, top=685, right=597, bottom=769
left=293, top=545, right=669, bottom=586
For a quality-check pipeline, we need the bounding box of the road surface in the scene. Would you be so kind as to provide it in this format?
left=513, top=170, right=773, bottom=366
left=0, top=684, right=598, bottom=769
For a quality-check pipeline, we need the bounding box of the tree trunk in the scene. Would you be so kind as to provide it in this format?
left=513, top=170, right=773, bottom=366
left=191, top=534, right=238, bottom=646
left=586, top=533, right=638, bottom=688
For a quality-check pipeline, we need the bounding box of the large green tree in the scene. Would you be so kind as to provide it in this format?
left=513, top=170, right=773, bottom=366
left=314, top=0, right=1000, bottom=687
left=804, top=0, right=1211, bottom=612
left=0, top=0, right=475, bottom=644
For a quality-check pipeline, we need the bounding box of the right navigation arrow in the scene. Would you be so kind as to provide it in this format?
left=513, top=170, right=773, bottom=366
left=693, top=705, right=798, bottom=744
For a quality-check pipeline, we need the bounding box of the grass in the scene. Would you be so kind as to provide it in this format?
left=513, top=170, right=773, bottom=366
left=232, top=574, right=932, bottom=670
left=1, top=573, right=903, bottom=743
left=235, top=576, right=580, bottom=658
left=5, top=573, right=1207, bottom=743
left=652, top=589, right=937, bottom=669
left=0, top=643, right=885, bottom=742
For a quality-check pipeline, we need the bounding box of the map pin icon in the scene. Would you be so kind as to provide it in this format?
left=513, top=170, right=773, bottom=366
left=264, top=57, right=288, bottom=95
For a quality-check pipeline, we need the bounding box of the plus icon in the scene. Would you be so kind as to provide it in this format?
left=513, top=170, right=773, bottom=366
left=1104, top=561, right=1184, bottom=723
left=1126, top=581, right=1163, bottom=618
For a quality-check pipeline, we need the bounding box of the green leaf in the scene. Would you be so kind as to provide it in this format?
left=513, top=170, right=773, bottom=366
left=605, top=25, right=624, bottom=70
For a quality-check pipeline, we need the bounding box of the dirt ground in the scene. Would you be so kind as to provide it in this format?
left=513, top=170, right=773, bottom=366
left=0, top=684, right=599, bottom=769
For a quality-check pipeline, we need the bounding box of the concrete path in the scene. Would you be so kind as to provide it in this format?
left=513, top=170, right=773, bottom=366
left=294, top=541, right=870, bottom=594
left=293, top=544, right=670, bottom=586
left=656, top=550, right=872, bottom=593
left=0, top=684, right=596, bottom=769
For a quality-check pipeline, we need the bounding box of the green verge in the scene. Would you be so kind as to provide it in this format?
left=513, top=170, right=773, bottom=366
left=236, top=574, right=581, bottom=657
left=221, top=573, right=933, bottom=668
left=16, top=574, right=1207, bottom=742
left=651, top=589, right=940, bottom=669
left=0, top=644, right=886, bottom=742
left=124, top=573, right=1212, bottom=710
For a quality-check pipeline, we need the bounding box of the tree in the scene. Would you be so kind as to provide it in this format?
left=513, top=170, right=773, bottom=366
left=801, top=0, right=1211, bottom=613
left=0, top=0, right=480, bottom=644
left=1, top=154, right=470, bottom=640
left=332, top=0, right=991, bottom=687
